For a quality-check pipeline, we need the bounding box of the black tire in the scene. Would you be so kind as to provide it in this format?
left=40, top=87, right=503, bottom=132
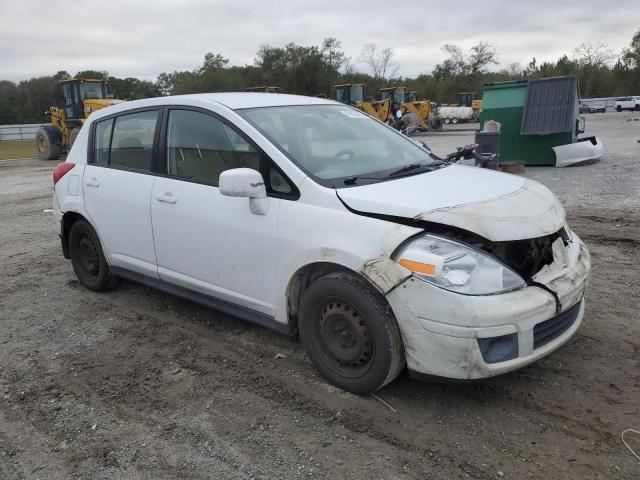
left=69, top=127, right=81, bottom=149
left=452, top=118, right=459, bottom=124
left=635, top=104, right=640, bottom=111
left=35, top=125, right=62, bottom=160
left=616, top=105, right=622, bottom=112
left=298, top=272, right=404, bottom=394
left=68, top=220, right=118, bottom=291
left=429, top=117, right=443, bottom=131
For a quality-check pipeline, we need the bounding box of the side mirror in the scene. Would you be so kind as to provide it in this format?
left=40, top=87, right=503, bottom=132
left=219, top=168, right=269, bottom=215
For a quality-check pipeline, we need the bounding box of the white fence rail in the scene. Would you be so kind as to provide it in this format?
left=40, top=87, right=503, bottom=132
left=0, top=124, right=47, bottom=141
left=580, top=97, right=618, bottom=109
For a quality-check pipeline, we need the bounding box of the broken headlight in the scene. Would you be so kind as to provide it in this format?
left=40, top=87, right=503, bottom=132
left=394, top=234, right=526, bottom=295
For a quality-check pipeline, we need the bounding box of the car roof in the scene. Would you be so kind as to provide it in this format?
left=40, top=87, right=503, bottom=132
left=189, top=92, right=339, bottom=109
left=122, top=92, right=337, bottom=111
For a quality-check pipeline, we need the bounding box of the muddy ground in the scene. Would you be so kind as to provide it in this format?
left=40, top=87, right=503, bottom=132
left=0, top=112, right=639, bottom=479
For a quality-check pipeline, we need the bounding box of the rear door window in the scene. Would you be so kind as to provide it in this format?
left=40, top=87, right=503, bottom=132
left=108, top=110, right=159, bottom=171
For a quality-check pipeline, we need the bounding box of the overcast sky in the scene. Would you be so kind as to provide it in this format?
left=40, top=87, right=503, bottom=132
left=1, top=0, right=637, bottom=83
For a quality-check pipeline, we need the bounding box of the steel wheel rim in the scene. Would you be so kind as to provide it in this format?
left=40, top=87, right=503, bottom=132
left=314, top=298, right=374, bottom=378
left=37, top=136, right=46, bottom=153
left=77, top=234, right=100, bottom=279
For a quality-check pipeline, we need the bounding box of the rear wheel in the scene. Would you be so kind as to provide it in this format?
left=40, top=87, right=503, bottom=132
left=298, top=272, right=404, bottom=393
left=444, top=117, right=451, bottom=124
left=35, top=125, right=62, bottom=160
left=635, top=104, right=640, bottom=111
left=452, top=118, right=459, bottom=124
left=616, top=105, right=622, bottom=112
left=68, top=220, right=118, bottom=291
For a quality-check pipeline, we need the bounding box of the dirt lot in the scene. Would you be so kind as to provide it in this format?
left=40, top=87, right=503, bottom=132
left=1, top=111, right=639, bottom=479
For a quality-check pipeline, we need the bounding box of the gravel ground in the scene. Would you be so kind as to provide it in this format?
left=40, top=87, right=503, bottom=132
left=0, top=112, right=639, bottom=479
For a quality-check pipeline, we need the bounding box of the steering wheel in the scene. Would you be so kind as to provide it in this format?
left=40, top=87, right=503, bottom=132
left=332, top=149, right=355, bottom=161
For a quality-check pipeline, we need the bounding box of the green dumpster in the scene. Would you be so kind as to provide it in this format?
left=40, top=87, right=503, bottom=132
left=479, top=77, right=583, bottom=166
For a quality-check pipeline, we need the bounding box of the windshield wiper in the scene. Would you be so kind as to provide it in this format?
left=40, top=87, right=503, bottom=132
left=343, top=175, right=385, bottom=185
left=343, top=161, right=446, bottom=185
left=388, top=161, right=444, bottom=177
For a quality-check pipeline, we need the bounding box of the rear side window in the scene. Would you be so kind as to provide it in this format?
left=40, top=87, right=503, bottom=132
left=110, top=111, right=159, bottom=171
left=165, top=109, right=260, bottom=185
left=94, top=118, right=113, bottom=166
left=92, top=110, right=159, bottom=171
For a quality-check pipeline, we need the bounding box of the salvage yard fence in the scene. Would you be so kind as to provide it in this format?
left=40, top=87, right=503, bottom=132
left=580, top=97, right=618, bottom=109
left=0, top=124, right=47, bottom=141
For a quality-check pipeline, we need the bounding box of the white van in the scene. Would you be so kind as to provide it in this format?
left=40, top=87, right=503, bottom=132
left=52, top=93, right=590, bottom=393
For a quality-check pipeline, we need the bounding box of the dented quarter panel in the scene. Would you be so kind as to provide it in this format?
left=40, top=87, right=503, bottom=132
left=273, top=179, right=420, bottom=323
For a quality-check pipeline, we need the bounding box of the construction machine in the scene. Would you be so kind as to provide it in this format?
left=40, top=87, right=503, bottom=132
left=378, top=86, right=407, bottom=115
left=459, top=91, right=482, bottom=118
left=36, top=78, right=124, bottom=160
left=334, top=83, right=391, bottom=123
left=404, top=91, right=418, bottom=103
left=381, top=86, right=442, bottom=130
left=245, top=86, right=280, bottom=93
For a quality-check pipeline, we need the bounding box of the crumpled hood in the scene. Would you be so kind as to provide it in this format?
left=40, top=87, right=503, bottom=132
left=337, top=165, right=566, bottom=241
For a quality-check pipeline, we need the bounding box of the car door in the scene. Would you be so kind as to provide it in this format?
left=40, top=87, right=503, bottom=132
left=150, top=107, right=294, bottom=316
left=83, top=109, right=161, bottom=278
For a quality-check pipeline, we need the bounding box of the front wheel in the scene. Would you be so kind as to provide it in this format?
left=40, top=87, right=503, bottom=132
left=616, top=105, right=622, bottom=112
left=35, top=125, right=62, bottom=160
left=635, top=104, right=640, bottom=111
left=68, top=220, right=118, bottom=291
left=298, top=272, right=405, bottom=393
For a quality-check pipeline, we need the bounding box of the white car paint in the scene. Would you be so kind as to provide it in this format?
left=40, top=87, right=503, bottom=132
left=52, top=92, right=591, bottom=383
left=336, top=167, right=566, bottom=241
left=553, top=137, right=604, bottom=167
left=84, top=166, right=158, bottom=278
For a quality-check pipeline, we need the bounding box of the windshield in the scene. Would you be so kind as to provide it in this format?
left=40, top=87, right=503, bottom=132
left=238, top=104, right=441, bottom=187
left=79, top=82, right=105, bottom=100
left=350, top=85, right=364, bottom=103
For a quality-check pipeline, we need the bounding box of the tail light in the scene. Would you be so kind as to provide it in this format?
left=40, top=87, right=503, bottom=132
left=53, top=162, right=76, bottom=185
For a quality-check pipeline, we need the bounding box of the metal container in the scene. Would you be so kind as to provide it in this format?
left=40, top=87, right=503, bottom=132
left=479, top=77, right=580, bottom=166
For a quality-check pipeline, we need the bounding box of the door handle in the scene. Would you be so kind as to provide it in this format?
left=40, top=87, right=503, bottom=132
left=85, top=178, right=99, bottom=187
left=156, top=193, right=177, bottom=204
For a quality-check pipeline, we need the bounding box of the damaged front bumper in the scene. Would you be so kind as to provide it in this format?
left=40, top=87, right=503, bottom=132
left=386, top=234, right=591, bottom=380
left=553, top=136, right=603, bottom=167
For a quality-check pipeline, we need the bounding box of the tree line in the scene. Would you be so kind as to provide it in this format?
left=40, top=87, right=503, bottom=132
left=1, top=30, right=639, bottom=125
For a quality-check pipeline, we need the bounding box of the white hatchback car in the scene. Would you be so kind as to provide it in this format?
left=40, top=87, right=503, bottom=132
left=52, top=93, right=590, bottom=393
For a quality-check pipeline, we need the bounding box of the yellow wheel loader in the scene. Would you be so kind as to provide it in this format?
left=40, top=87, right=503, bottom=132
left=334, top=83, right=391, bottom=123
left=36, top=78, right=124, bottom=160
left=381, top=86, right=442, bottom=130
